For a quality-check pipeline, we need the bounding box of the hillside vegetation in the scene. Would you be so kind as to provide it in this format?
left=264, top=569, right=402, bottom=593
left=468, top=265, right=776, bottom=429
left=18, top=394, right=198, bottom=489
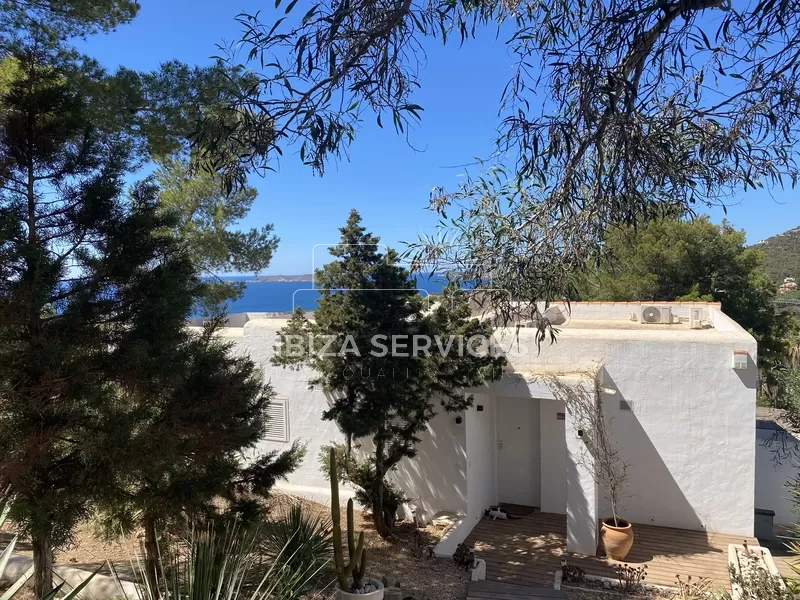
left=579, top=217, right=798, bottom=407
left=755, top=226, right=800, bottom=284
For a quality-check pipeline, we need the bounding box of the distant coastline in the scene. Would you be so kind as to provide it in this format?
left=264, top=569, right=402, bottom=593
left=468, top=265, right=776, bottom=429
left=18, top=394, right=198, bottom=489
left=229, top=273, right=448, bottom=284
left=244, top=274, right=313, bottom=283
left=206, top=274, right=449, bottom=314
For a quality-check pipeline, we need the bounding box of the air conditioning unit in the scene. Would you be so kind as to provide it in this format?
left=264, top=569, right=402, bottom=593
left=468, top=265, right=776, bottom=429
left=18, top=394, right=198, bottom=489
left=641, top=305, right=672, bottom=324
left=689, top=307, right=703, bottom=329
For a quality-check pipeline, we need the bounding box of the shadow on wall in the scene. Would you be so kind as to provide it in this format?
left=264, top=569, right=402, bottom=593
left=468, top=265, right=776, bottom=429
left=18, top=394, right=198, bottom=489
left=384, top=409, right=468, bottom=522
left=566, top=433, right=595, bottom=555
left=594, top=371, right=717, bottom=558
left=735, top=353, right=759, bottom=389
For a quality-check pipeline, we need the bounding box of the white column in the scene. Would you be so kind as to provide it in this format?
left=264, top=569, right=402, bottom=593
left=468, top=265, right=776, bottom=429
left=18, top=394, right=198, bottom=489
left=565, top=404, right=598, bottom=555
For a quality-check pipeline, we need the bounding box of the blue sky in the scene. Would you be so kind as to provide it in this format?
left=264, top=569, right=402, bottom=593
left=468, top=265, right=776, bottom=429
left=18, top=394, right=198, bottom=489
left=78, top=0, right=798, bottom=274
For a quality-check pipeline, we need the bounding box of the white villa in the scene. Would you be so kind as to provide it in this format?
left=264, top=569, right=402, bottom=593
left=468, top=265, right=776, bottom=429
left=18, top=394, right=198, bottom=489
left=213, top=301, right=760, bottom=557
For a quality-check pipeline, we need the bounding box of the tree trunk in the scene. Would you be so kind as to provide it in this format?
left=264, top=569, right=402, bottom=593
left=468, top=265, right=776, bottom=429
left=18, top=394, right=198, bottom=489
left=373, top=438, right=388, bottom=537
left=27, top=71, right=52, bottom=600
left=374, top=477, right=387, bottom=535
left=32, top=532, right=53, bottom=599
left=143, top=514, right=161, bottom=598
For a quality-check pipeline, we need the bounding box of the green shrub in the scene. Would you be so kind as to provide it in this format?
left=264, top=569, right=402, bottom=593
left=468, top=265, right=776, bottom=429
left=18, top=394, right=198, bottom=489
left=721, top=564, right=792, bottom=600
left=319, top=444, right=407, bottom=528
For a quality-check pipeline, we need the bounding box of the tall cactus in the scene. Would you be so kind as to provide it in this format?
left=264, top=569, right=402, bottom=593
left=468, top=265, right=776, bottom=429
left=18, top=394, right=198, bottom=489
left=330, top=447, right=367, bottom=591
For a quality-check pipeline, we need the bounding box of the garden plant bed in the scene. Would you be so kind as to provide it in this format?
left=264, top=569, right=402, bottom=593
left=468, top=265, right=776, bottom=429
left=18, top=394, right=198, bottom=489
left=561, top=579, right=673, bottom=600
left=559, top=564, right=723, bottom=600
left=563, top=587, right=671, bottom=600
left=301, top=494, right=470, bottom=600
left=0, top=493, right=469, bottom=600
left=728, top=541, right=783, bottom=581
left=728, top=541, right=787, bottom=600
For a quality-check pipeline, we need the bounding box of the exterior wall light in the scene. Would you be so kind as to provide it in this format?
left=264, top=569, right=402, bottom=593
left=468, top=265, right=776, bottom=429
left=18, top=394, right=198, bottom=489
left=732, top=349, right=749, bottom=370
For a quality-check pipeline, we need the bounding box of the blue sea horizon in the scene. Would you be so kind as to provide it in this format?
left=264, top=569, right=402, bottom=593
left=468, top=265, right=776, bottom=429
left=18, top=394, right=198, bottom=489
left=211, top=275, right=449, bottom=314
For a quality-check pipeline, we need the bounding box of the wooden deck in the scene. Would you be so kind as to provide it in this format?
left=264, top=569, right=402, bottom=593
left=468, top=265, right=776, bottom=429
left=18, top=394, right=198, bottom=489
left=465, top=512, right=760, bottom=591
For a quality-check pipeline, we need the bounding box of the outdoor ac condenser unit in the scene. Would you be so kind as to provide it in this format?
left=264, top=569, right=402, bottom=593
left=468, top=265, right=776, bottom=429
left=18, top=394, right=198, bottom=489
left=641, top=305, right=672, bottom=324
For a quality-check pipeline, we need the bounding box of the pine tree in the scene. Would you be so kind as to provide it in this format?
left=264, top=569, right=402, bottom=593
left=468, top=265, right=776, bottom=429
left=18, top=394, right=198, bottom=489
left=273, top=210, right=506, bottom=535
left=0, top=0, right=139, bottom=42
left=0, top=45, right=303, bottom=596
left=153, top=156, right=279, bottom=315
left=99, top=319, right=305, bottom=593
left=0, top=46, right=199, bottom=596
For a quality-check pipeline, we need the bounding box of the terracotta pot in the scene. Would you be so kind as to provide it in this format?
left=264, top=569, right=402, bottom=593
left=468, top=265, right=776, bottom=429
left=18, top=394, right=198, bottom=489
left=600, top=518, right=634, bottom=561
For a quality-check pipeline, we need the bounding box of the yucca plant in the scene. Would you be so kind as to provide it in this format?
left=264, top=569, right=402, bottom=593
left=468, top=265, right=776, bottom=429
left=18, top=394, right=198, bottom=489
left=132, top=519, right=329, bottom=600
left=260, top=500, right=333, bottom=594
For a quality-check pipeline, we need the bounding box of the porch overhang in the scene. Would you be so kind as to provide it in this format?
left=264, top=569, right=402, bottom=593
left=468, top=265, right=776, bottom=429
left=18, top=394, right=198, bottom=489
left=490, top=370, right=601, bottom=556
left=490, top=370, right=595, bottom=400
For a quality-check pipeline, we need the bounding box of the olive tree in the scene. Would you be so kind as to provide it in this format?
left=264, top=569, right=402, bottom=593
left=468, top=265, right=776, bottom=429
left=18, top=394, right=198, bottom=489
left=194, top=0, right=800, bottom=332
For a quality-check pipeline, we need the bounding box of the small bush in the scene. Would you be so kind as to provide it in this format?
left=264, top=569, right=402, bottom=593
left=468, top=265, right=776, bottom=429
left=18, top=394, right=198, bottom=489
left=562, top=564, right=585, bottom=584
left=723, top=564, right=792, bottom=600
left=319, top=444, right=407, bottom=528
left=453, top=543, right=475, bottom=571
left=615, top=563, right=646, bottom=595
left=672, top=574, right=712, bottom=599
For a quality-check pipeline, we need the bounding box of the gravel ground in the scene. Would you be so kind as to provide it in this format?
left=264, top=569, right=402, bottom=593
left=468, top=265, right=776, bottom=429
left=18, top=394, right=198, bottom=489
left=0, top=521, right=138, bottom=577
left=0, top=520, right=134, bottom=600
left=275, top=493, right=470, bottom=600
left=0, top=584, right=35, bottom=600
left=347, top=515, right=469, bottom=600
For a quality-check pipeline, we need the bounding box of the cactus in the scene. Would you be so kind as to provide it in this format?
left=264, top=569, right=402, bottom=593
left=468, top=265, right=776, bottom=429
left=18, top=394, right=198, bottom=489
left=330, top=447, right=367, bottom=591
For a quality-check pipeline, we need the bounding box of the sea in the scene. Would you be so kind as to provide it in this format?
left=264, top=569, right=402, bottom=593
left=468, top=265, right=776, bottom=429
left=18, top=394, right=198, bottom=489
left=216, top=275, right=448, bottom=314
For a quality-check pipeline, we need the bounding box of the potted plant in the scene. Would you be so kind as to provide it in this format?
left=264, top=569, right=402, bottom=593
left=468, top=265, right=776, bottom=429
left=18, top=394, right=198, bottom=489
left=593, top=393, right=632, bottom=560
left=549, top=371, right=633, bottom=561
left=330, top=448, right=384, bottom=600
left=600, top=511, right=633, bottom=561
left=590, top=382, right=633, bottom=561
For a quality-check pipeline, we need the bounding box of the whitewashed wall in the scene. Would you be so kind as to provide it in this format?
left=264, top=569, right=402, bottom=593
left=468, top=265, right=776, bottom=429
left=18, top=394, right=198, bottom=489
left=231, top=318, right=474, bottom=517
left=540, top=399, right=567, bottom=514
left=466, top=393, right=496, bottom=526
left=220, top=301, right=757, bottom=539
left=388, top=407, right=468, bottom=522
left=507, top=315, right=757, bottom=536
left=566, top=401, right=599, bottom=555
left=233, top=320, right=348, bottom=497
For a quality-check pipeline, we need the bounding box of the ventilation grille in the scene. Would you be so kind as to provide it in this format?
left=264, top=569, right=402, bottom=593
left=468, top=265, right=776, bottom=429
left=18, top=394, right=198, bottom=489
left=619, top=399, right=633, bottom=412
left=265, top=396, right=290, bottom=442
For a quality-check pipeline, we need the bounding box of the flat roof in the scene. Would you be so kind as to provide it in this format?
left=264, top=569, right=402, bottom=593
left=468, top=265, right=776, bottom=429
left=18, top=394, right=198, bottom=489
left=196, top=315, right=708, bottom=332
left=544, top=319, right=702, bottom=331
left=192, top=301, right=756, bottom=344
